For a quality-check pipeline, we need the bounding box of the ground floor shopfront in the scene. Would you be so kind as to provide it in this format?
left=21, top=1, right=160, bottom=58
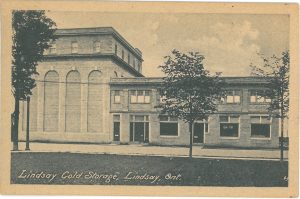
left=19, top=111, right=280, bottom=149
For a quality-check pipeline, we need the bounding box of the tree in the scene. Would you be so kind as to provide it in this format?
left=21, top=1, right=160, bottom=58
left=12, top=10, right=57, bottom=150
left=157, top=50, right=224, bottom=158
left=250, top=51, right=289, bottom=161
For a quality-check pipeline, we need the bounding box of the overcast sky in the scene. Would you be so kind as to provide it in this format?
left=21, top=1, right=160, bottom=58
left=46, top=11, right=289, bottom=77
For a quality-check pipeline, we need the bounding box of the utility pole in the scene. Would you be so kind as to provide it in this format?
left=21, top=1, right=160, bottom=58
left=25, top=96, right=30, bottom=151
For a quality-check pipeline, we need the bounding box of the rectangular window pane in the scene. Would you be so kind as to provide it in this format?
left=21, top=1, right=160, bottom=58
left=114, top=90, right=120, bottom=103
left=130, top=123, right=134, bottom=141
left=250, top=95, right=256, bottom=103
left=160, top=123, right=178, bottom=136
left=205, top=123, right=209, bottom=133
left=129, top=115, right=134, bottom=121
left=234, top=95, right=240, bottom=103
left=159, top=115, right=169, bottom=121
left=261, top=116, right=270, bottom=123
left=131, top=95, right=137, bottom=103
left=220, top=123, right=239, bottom=137
left=251, top=124, right=270, bottom=138
left=135, top=115, right=145, bottom=121
left=257, top=96, right=265, bottom=103
left=144, top=91, right=150, bottom=103
left=226, top=96, right=234, bottom=103
left=219, top=116, right=229, bottom=122
left=250, top=116, right=260, bottom=123
left=71, top=42, right=78, bottom=53
left=265, top=98, right=271, bottom=103
left=130, top=91, right=137, bottom=103
left=137, top=90, right=143, bottom=96
left=169, top=116, right=178, bottom=121
left=145, top=96, right=150, bottom=103
left=94, top=42, right=100, bottom=52
left=230, top=115, right=240, bottom=123
left=137, top=96, right=144, bottom=103
left=113, top=115, right=120, bottom=121
left=234, top=90, right=241, bottom=95
left=114, top=96, right=120, bottom=103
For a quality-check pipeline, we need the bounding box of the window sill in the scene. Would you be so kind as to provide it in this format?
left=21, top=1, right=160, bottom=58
left=160, top=135, right=179, bottom=138
left=130, top=102, right=151, bottom=104
left=250, top=103, right=270, bottom=105
left=250, top=137, right=271, bottom=140
left=220, top=103, right=241, bottom=105
left=220, top=136, right=239, bottom=140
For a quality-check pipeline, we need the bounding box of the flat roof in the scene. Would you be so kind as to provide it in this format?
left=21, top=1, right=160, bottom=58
left=110, top=76, right=271, bottom=86
left=55, top=27, right=143, bottom=60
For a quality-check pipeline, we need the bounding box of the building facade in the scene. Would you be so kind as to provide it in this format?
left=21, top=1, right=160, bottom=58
left=19, top=27, right=281, bottom=148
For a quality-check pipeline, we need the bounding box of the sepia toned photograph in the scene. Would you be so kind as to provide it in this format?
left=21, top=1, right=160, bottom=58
left=0, top=1, right=298, bottom=197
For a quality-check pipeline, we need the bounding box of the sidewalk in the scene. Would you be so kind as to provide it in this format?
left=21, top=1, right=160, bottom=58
left=13, top=142, right=288, bottom=161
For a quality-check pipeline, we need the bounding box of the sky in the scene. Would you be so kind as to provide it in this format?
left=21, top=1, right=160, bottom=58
left=46, top=11, right=289, bottom=77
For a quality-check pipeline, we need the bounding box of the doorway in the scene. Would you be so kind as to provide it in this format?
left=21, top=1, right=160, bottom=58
left=193, top=123, right=204, bottom=143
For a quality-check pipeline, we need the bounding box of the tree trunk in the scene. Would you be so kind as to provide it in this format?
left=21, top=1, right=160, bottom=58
left=13, top=91, right=20, bottom=151
left=280, top=89, right=284, bottom=162
left=189, top=122, right=193, bottom=159
left=280, top=117, right=284, bottom=161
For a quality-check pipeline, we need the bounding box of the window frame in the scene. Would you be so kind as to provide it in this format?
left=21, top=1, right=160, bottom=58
left=130, top=90, right=151, bottom=104
left=250, top=90, right=272, bottom=104
left=219, top=115, right=240, bottom=139
left=250, top=115, right=272, bottom=139
left=221, top=90, right=241, bottom=104
left=93, top=41, right=101, bottom=53
left=195, top=118, right=209, bottom=134
left=113, top=90, right=121, bottom=104
left=71, top=41, right=78, bottom=54
left=49, top=43, right=56, bottom=54
left=129, top=115, right=150, bottom=143
left=159, top=115, right=179, bottom=137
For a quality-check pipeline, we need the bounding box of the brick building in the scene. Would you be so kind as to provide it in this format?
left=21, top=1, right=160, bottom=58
left=19, top=27, right=281, bottom=148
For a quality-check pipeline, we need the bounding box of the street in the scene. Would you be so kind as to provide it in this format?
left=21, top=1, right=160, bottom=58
left=11, top=152, right=288, bottom=186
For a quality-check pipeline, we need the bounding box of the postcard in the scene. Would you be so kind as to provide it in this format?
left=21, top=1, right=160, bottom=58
left=0, top=1, right=298, bottom=197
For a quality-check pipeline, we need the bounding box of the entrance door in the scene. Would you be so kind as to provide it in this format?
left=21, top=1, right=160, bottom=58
left=193, top=123, right=204, bottom=143
left=134, top=122, right=145, bottom=142
left=130, top=122, right=149, bottom=143
left=113, top=122, right=120, bottom=141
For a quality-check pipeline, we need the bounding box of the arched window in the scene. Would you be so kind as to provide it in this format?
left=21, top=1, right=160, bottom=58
left=66, top=70, right=81, bottom=132
left=88, top=70, right=102, bottom=132
left=44, top=71, right=59, bottom=132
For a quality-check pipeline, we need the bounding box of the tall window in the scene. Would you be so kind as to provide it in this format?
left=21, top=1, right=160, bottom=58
left=130, top=115, right=149, bottom=143
left=93, top=41, right=101, bottom=53
left=114, top=90, right=121, bottom=103
left=250, top=90, right=271, bottom=103
left=122, top=50, right=124, bottom=59
left=220, top=115, right=239, bottom=137
left=221, top=90, right=241, bottom=104
left=115, top=44, right=118, bottom=54
left=49, top=43, right=56, bottom=54
left=71, top=41, right=78, bottom=54
left=66, top=70, right=81, bottom=132
left=137, top=62, right=142, bottom=73
left=128, top=54, right=131, bottom=64
left=133, top=59, right=136, bottom=68
left=160, top=116, right=178, bottom=136
left=130, top=90, right=150, bottom=103
left=44, top=71, right=59, bottom=132
left=251, top=116, right=271, bottom=138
